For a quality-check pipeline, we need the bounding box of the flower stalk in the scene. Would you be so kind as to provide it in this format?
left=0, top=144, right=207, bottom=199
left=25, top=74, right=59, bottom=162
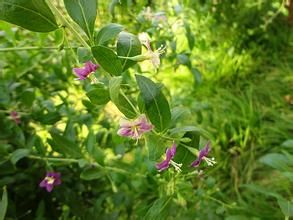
left=45, top=0, right=90, bottom=49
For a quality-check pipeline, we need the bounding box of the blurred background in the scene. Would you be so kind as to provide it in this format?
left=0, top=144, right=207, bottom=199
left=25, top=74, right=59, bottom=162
left=0, top=0, right=292, bottom=219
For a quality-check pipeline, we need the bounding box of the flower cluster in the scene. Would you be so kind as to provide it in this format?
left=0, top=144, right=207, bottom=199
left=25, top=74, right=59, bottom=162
left=116, top=114, right=215, bottom=172
left=156, top=141, right=215, bottom=173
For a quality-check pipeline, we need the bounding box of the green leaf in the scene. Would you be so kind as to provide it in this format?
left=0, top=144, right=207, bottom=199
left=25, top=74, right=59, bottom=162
left=10, top=149, right=30, bottom=165
left=0, top=0, right=58, bottom=32
left=91, top=46, right=122, bottom=76
left=177, top=54, right=191, bottom=69
left=37, top=112, right=61, bottom=125
left=20, top=88, right=35, bottom=107
left=191, top=67, right=202, bottom=85
left=277, top=198, right=293, bottom=217
left=85, top=130, right=104, bottom=164
left=77, top=47, right=92, bottom=63
left=135, top=75, right=171, bottom=132
left=0, top=187, right=8, bottom=220
left=144, top=197, right=172, bottom=220
left=173, top=131, right=200, bottom=172
left=259, top=153, right=291, bottom=171
left=109, top=77, right=137, bottom=118
left=49, top=130, right=82, bottom=158
left=80, top=167, right=104, bottom=180
left=184, top=21, right=195, bottom=50
left=95, top=23, right=124, bottom=45
left=170, top=107, right=190, bottom=126
left=137, top=93, right=145, bottom=113
left=86, top=84, right=110, bottom=105
left=145, top=133, right=165, bottom=161
left=281, top=139, right=293, bottom=149
left=169, top=125, right=211, bottom=139
left=242, top=184, right=281, bottom=198
left=64, top=0, right=96, bottom=39
left=117, top=31, right=141, bottom=71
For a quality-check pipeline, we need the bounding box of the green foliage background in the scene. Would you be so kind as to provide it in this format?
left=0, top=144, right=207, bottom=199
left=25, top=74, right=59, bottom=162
left=0, top=0, right=292, bottom=219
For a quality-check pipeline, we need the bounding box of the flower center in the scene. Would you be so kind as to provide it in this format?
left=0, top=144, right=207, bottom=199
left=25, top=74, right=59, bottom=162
left=131, top=125, right=139, bottom=137
left=45, top=176, right=55, bottom=185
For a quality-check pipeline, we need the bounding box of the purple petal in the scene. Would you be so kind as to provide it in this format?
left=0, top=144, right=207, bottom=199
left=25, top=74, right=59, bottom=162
left=73, top=61, right=98, bottom=80
left=191, top=158, right=201, bottom=167
left=73, top=68, right=87, bottom=80
left=137, top=115, right=153, bottom=133
left=191, top=141, right=211, bottom=167
left=156, top=160, right=170, bottom=171
left=156, top=143, right=177, bottom=172
left=51, top=172, right=61, bottom=179
left=39, top=179, right=47, bottom=187
left=138, top=116, right=153, bottom=132
left=54, top=178, right=62, bottom=186
left=165, top=143, right=176, bottom=161
left=84, top=61, right=98, bottom=72
left=46, top=184, right=54, bottom=192
left=198, top=141, right=210, bottom=158
left=117, top=127, right=133, bottom=137
left=10, top=111, right=21, bottom=124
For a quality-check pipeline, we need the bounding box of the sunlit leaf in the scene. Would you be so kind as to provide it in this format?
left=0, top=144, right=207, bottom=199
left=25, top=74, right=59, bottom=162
left=135, top=75, right=171, bottom=132
left=117, top=31, right=141, bottom=71
left=91, top=46, right=122, bottom=76
left=0, top=0, right=58, bottom=32
left=109, top=77, right=137, bottom=118
left=64, top=0, right=96, bottom=39
left=95, top=23, right=124, bottom=45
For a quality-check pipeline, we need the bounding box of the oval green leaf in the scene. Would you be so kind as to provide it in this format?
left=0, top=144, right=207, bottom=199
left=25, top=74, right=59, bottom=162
left=0, top=0, right=58, bottom=32
left=135, top=75, right=171, bottom=132
left=117, top=31, right=141, bottom=71
left=86, top=84, right=110, bottom=106
left=109, top=77, right=137, bottom=119
left=95, top=23, right=124, bottom=45
left=64, top=0, right=97, bottom=39
left=91, top=45, right=122, bottom=76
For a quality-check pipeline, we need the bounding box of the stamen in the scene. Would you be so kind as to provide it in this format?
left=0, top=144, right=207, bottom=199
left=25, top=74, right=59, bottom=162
left=156, top=45, right=166, bottom=54
left=204, top=157, right=216, bottom=166
left=170, top=160, right=182, bottom=172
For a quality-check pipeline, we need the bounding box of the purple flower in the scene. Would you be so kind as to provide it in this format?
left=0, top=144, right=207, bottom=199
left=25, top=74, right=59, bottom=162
left=191, top=141, right=216, bottom=167
left=73, top=61, right=99, bottom=80
left=156, top=143, right=182, bottom=172
left=10, top=111, right=20, bottom=124
left=39, top=172, right=61, bottom=192
left=117, top=114, right=153, bottom=140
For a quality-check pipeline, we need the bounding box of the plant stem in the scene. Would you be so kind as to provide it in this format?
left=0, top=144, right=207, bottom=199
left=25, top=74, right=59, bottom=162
left=0, top=46, right=77, bottom=52
left=28, top=155, right=146, bottom=177
left=45, top=0, right=90, bottom=49
left=28, top=155, right=78, bottom=163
